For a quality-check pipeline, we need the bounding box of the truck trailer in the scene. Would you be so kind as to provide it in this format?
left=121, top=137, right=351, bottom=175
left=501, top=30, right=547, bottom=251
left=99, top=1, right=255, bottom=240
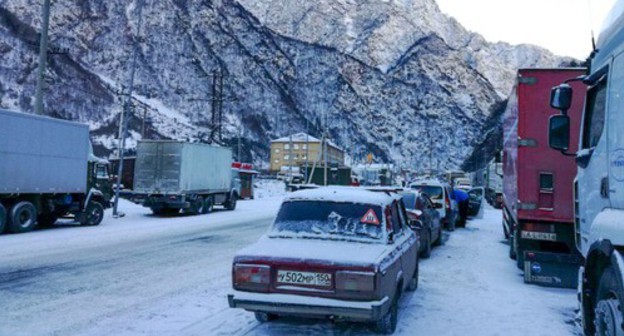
left=502, top=68, right=586, bottom=288
left=0, top=109, right=112, bottom=233
left=131, top=141, right=238, bottom=215
left=548, top=2, right=624, bottom=334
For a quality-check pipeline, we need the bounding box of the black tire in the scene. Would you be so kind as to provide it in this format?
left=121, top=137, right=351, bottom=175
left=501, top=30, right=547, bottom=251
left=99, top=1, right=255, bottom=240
left=509, top=235, right=517, bottom=260
left=8, top=201, right=37, bottom=233
left=594, top=266, right=624, bottom=336
left=433, top=226, right=443, bottom=246
left=254, top=312, right=278, bottom=323
left=0, top=203, right=6, bottom=233
left=375, top=291, right=399, bottom=334
left=421, top=229, right=432, bottom=259
left=514, top=230, right=524, bottom=270
left=190, top=197, right=204, bottom=215
left=203, top=196, right=214, bottom=214
left=407, top=262, right=419, bottom=292
left=225, top=193, right=237, bottom=211
left=81, top=202, right=104, bottom=226
left=37, top=214, right=58, bottom=228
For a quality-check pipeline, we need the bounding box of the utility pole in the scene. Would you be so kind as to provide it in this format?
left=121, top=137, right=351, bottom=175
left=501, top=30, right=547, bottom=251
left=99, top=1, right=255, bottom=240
left=113, top=0, right=145, bottom=218
left=141, top=105, right=147, bottom=139
left=305, top=119, right=309, bottom=183
left=237, top=129, right=242, bottom=161
left=34, top=0, right=51, bottom=115
left=288, top=133, right=294, bottom=182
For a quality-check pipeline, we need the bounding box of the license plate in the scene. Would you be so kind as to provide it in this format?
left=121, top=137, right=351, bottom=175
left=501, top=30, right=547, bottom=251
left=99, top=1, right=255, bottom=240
left=521, top=231, right=557, bottom=241
left=277, top=270, right=332, bottom=287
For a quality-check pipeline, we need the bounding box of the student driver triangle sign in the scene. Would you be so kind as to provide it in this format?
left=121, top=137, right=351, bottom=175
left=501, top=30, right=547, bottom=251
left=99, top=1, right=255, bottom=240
left=361, top=209, right=380, bottom=225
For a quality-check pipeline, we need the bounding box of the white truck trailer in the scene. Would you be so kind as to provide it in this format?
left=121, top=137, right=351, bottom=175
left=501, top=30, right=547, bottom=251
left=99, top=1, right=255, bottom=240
left=131, top=141, right=238, bottom=215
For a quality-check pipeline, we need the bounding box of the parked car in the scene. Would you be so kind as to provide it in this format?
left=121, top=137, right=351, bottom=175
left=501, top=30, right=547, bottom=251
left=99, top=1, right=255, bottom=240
left=400, top=190, right=442, bottom=258
left=228, top=187, right=419, bottom=334
left=409, top=180, right=458, bottom=231
left=466, top=187, right=485, bottom=219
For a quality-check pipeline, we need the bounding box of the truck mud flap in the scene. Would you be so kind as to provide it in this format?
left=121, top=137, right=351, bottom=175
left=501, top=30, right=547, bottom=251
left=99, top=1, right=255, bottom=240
left=523, top=251, right=582, bottom=289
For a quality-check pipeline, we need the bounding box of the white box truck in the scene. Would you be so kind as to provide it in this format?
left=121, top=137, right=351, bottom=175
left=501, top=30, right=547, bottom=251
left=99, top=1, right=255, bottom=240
left=131, top=141, right=238, bottom=215
left=547, top=2, right=624, bottom=334
left=0, top=109, right=112, bottom=233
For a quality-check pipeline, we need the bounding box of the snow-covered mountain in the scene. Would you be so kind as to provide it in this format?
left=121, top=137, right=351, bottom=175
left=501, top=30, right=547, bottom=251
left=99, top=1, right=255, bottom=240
left=0, top=0, right=572, bottom=171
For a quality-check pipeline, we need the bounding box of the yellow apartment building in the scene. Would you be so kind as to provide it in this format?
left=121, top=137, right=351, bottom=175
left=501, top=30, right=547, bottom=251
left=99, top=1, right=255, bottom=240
left=270, top=132, right=345, bottom=173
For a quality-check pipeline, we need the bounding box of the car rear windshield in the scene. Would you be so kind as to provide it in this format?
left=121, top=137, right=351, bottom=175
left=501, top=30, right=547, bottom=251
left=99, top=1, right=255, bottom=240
left=271, top=201, right=384, bottom=242
left=411, top=185, right=443, bottom=200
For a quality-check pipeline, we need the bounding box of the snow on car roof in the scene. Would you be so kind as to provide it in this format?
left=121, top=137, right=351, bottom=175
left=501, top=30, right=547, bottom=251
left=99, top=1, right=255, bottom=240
left=409, top=179, right=445, bottom=186
left=284, top=186, right=395, bottom=206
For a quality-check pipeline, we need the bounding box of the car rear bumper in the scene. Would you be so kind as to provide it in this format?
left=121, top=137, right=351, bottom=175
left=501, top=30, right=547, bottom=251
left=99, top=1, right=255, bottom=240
left=228, top=290, right=390, bottom=321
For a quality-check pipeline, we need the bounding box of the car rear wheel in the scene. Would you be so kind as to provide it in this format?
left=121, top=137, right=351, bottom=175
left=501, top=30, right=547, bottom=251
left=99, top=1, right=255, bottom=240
left=421, top=229, right=432, bottom=259
left=8, top=201, right=37, bottom=233
left=375, top=292, right=399, bottom=334
left=254, top=312, right=278, bottom=323
left=407, top=262, right=419, bottom=292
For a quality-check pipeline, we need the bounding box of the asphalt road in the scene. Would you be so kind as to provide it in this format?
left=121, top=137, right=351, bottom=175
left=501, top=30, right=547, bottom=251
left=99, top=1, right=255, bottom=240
left=0, top=199, right=279, bottom=336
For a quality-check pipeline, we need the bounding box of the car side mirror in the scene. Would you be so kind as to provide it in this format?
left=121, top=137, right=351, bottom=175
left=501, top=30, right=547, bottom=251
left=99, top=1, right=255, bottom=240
left=550, top=84, right=573, bottom=112
left=549, top=115, right=570, bottom=152
left=434, top=203, right=443, bottom=209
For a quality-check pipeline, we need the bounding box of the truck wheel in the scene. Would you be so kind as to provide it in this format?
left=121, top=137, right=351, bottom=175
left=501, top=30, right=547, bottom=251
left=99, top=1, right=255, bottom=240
left=509, top=235, right=517, bottom=260
left=594, top=266, right=624, bottom=336
left=190, top=197, right=204, bottom=215
left=203, top=196, right=214, bottom=214
left=225, top=193, right=237, bottom=211
left=81, top=202, right=104, bottom=226
left=8, top=201, right=37, bottom=233
left=375, top=291, right=399, bottom=334
left=0, top=204, right=6, bottom=233
left=254, top=312, right=278, bottom=323
left=421, top=229, right=432, bottom=259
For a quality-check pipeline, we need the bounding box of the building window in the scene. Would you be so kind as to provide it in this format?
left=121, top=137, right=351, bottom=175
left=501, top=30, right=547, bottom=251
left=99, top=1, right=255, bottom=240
left=274, top=148, right=280, bottom=153
left=284, top=155, right=290, bottom=160
left=274, top=159, right=279, bottom=163
left=284, top=144, right=290, bottom=150
left=294, top=144, right=300, bottom=150
left=302, top=144, right=307, bottom=150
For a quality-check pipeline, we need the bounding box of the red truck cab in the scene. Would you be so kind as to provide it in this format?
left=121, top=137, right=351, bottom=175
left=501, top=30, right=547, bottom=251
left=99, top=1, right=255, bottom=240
left=502, top=68, right=586, bottom=287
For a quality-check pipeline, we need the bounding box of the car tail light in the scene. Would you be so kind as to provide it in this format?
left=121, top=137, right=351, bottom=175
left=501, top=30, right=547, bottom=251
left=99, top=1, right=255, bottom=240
left=522, top=222, right=554, bottom=233
left=233, top=264, right=271, bottom=291
left=445, top=196, right=451, bottom=210
left=336, top=271, right=375, bottom=292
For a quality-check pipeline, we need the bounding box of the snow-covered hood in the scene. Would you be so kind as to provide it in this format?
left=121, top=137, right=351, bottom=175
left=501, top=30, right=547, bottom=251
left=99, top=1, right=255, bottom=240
left=234, top=236, right=390, bottom=269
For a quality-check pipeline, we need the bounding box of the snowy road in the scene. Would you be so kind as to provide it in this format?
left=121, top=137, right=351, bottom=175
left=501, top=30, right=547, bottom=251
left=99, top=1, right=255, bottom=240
left=0, top=197, right=580, bottom=336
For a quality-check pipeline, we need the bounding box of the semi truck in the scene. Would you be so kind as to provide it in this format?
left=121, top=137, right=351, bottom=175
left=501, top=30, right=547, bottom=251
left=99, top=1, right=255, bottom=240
left=548, top=2, right=624, bottom=334
left=502, top=68, right=586, bottom=287
left=131, top=140, right=238, bottom=215
left=0, top=109, right=112, bottom=233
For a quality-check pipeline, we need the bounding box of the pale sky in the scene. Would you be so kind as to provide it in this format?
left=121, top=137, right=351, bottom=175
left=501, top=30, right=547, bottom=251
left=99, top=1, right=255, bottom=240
left=435, top=0, right=618, bottom=59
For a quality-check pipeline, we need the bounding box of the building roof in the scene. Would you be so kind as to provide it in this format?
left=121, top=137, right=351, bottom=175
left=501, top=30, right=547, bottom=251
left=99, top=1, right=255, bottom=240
left=271, top=132, right=342, bottom=151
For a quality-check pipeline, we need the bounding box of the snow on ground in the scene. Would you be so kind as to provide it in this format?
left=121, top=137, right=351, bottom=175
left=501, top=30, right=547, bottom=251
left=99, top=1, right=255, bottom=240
left=0, top=188, right=580, bottom=336
left=254, top=179, right=287, bottom=199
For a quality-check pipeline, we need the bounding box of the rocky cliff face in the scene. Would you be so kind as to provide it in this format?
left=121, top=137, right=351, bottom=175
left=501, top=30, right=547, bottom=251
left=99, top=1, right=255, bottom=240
left=0, top=0, right=571, bottom=171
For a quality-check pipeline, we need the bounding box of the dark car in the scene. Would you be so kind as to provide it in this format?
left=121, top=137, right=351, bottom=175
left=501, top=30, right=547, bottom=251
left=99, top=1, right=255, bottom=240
left=228, top=187, right=419, bottom=334
left=401, top=190, right=442, bottom=258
